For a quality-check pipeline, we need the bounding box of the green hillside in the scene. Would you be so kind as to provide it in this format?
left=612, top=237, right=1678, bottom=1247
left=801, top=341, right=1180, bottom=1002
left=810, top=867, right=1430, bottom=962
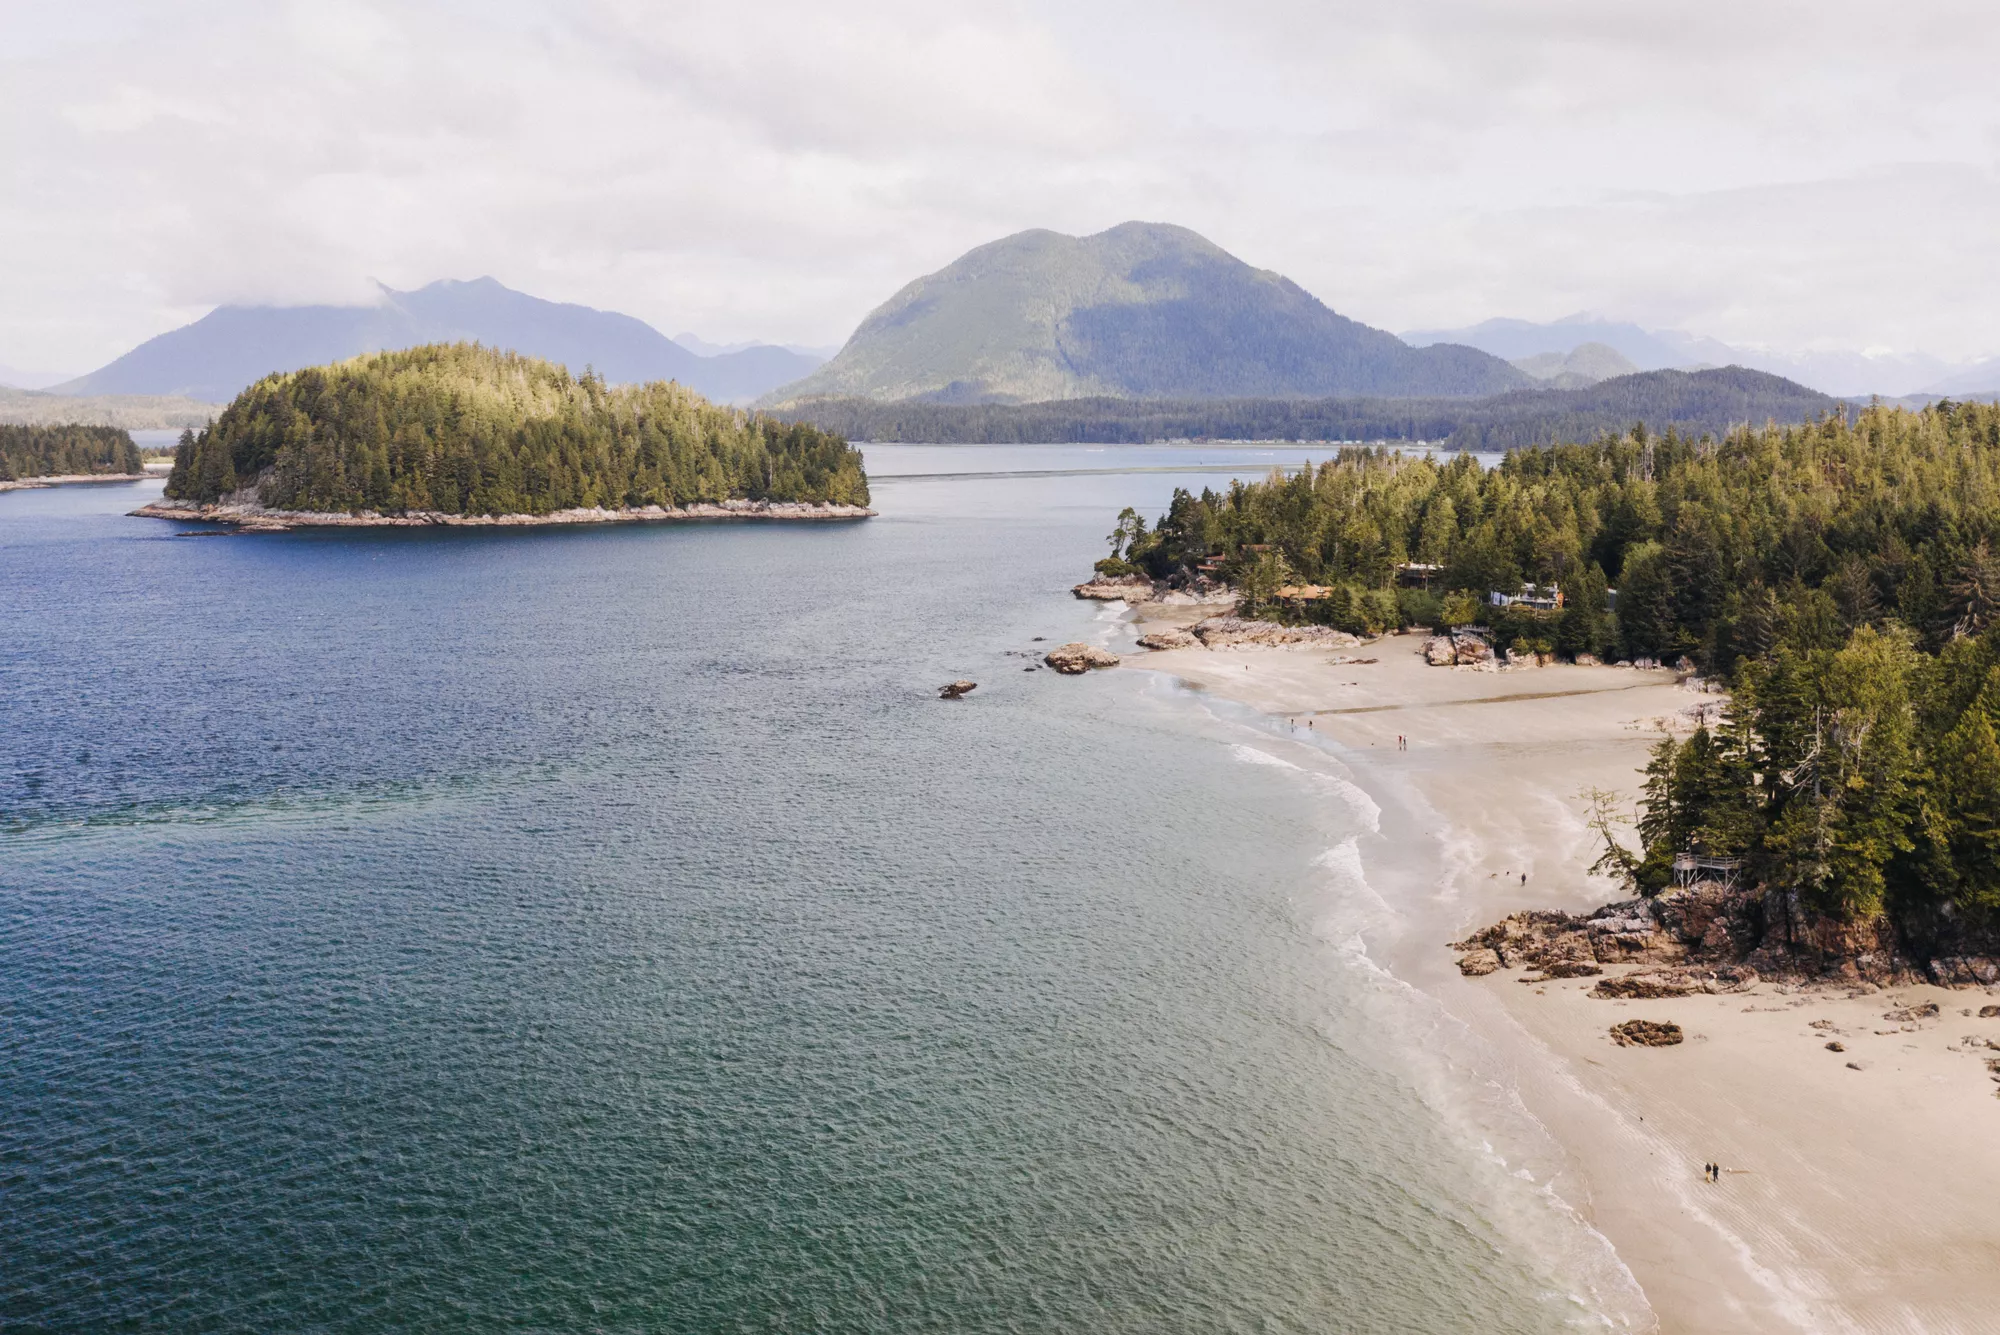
left=167, top=343, right=867, bottom=514
left=764, top=223, right=1528, bottom=406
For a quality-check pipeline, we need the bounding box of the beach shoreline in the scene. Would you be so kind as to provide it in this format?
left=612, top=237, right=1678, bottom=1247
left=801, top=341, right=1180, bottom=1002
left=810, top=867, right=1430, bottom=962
left=127, top=497, right=875, bottom=529
left=0, top=472, right=152, bottom=492
left=1124, top=619, right=2000, bottom=1334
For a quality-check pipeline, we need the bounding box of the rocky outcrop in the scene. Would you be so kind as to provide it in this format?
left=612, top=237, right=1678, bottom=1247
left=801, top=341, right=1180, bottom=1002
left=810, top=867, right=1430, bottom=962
left=938, top=680, right=977, bottom=699
left=1044, top=642, right=1120, bottom=674
left=1136, top=627, right=1198, bottom=650
left=1190, top=617, right=1361, bottom=649
left=1072, top=576, right=1158, bottom=602
left=1611, top=1019, right=1684, bottom=1047
left=130, top=498, right=875, bottom=529
left=1453, top=879, right=2000, bottom=990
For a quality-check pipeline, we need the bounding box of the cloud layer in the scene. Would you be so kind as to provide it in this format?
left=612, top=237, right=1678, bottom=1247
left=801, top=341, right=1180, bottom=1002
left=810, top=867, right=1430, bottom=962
left=5, top=0, right=1997, bottom=372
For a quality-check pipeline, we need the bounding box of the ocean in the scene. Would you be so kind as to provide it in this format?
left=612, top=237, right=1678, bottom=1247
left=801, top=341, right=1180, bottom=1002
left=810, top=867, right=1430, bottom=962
left=1, top=447, right=1639, bottom=1332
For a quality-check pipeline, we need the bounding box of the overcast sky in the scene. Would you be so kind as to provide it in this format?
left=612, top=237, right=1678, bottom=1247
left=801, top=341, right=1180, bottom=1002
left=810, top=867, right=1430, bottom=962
left=5, top=0, right=1998, bottom=373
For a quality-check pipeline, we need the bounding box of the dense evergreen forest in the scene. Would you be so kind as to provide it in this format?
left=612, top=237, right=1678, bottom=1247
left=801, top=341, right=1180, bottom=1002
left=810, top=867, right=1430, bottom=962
left=778, top=368, right=1834, bottom=448
left=1116, top=401, right=2000, bottom=937
left=167, top=343, right=868, bottom=514
left=0, top=425, right=142, bottom=480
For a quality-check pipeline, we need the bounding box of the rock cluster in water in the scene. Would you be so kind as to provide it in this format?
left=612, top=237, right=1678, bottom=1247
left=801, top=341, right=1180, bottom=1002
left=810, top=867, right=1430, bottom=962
left=1043, top=643, right=1120, bottom=674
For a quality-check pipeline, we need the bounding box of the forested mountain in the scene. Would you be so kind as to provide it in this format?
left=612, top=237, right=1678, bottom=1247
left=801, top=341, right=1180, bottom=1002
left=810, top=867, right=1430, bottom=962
left=59, top=279, right=823, bottom=406
left=1111, top=400, right=2000, bottom=942
left=762, top=223, right=1528, bottom=407
left=779, top=367, right=1834, bottom=446
left=166, top=344, right=867, bottom=515
left=0, top=425, right=142, bottom=480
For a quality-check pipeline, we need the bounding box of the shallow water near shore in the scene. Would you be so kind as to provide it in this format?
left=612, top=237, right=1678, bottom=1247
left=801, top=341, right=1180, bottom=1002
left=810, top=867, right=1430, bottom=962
left=4, top=448, right=1635, bottom=1331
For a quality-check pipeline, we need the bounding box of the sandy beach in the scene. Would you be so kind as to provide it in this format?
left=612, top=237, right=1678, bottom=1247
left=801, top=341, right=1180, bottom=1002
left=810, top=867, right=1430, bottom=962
left=1134, top=620, right=2000, bottom=1334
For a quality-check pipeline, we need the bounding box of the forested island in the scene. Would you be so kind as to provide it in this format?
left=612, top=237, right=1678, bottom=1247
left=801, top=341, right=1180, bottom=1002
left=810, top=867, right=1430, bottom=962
left=777, top=367, right=1835, bottom=448
left=0, top=424, right=144, bottom=485
left=148, top=343, right=870, bottom=527
left=1113, top=401, right=2000, bottom=980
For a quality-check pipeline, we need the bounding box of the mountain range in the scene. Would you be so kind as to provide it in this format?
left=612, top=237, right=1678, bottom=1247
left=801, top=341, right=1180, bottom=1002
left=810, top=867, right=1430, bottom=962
left=1404, top=315, right=1997, bottom=399
left=55, top=279, right=824, bottom=406
left=763, top=223, right=1529, bottom=406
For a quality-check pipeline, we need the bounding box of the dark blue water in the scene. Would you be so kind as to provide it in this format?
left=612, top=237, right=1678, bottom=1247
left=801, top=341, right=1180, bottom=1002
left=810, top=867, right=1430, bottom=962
left=2, top=451, right=1624, bottom=1332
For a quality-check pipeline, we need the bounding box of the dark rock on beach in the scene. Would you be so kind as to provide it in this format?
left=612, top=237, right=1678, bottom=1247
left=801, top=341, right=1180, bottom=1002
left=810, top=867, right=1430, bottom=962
left=1611, top=1019, right=1684, bottom=1047
left=939, top=680, right=977, bottom=699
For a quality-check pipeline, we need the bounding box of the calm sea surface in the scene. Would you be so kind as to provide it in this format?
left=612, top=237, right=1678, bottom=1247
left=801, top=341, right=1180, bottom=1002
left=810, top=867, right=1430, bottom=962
left=3, top=446, right=1621, bottom=1332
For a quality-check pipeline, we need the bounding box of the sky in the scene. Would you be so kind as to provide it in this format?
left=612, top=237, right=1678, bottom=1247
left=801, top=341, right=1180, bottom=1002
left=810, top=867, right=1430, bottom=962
left=4, top=0, right=1998, bottom=376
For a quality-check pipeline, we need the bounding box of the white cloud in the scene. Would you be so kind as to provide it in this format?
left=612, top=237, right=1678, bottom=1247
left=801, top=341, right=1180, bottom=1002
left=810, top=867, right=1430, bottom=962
left=2, top=0, right=1998, bottom=373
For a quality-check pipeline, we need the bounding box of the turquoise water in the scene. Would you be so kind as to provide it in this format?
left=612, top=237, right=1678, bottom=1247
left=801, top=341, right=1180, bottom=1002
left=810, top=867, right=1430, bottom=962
left=2, top=450, right=1624, bottom=1332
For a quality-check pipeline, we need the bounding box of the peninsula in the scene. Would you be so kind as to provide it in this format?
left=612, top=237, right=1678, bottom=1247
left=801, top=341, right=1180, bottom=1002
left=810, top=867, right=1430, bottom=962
left=1099, top=401, right=2000, bottom=1331
left=134, top=343, right=871, bottom=530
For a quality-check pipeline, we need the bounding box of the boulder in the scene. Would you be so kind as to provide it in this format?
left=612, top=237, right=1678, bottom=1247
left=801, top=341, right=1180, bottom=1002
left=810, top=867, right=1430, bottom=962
left=1982, top=1005, right=2000, bottom=1018
left=1073, top=576, right=1157, bottom=603
left=1610, top=1019, right=1684, bottom=1047
left=1044, top=642, right=1120, bottom=675
left=1883, top=1002, right=1940, bottom=1022
left=1137, top=627, right=1198, bottom=651
left=938, top=680, right=977, bottom=699
left=1575, top=653, right=1602, bottom=666
left=1451, top=631, right=1493, bottom=663
left=1457, top=948, right=1501, bottom=977
left=1425, top=635, right=1457, bottom=666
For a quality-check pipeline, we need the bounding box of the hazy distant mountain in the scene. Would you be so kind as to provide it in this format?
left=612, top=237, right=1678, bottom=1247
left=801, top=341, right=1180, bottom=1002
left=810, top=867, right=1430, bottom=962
left=1406, top=314, right=1965, bottom=398
left=763, top=222, right=1528, bottom=407
left=1405, top=316, right=1732, bottom=373
left=675, top=332, right=838, bottom=362
left=1922, top=358, right=2000, bottom=396
left=1508, top=341, right=1639, bottom=389
left=55, top=278, right=821, bottom=405
left=0, top=363, right=80, bottom=391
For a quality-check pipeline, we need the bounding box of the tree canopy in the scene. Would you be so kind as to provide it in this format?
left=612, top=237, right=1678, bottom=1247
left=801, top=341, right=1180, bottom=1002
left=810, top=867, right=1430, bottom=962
left=0, top=425, right=142, bottom=481
left=167, top=343, right=868, bottom=515
left=1120, top=402, right=2000, bottom=661
left=1121, top=399, right=2000, bottom=935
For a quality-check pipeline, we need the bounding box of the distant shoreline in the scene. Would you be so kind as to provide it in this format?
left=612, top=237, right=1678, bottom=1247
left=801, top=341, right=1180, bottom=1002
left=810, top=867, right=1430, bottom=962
left=130, top=498, right=876, bottom=530
left=0, top=472, right=152, bottom=492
